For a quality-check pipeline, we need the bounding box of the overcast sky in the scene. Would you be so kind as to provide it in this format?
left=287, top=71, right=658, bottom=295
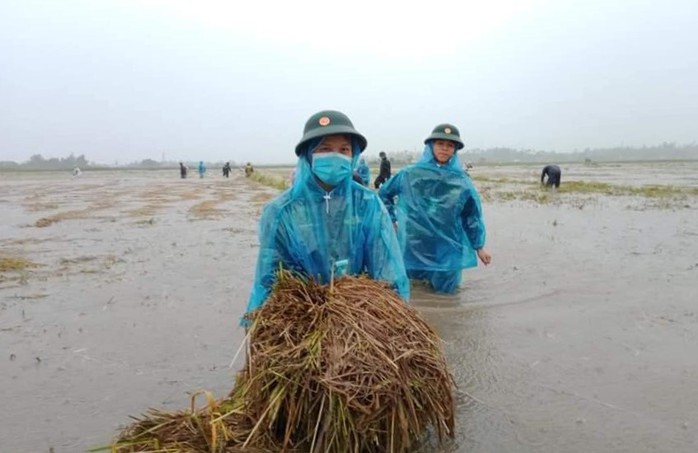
left=1, top=0, right=697, bottom=164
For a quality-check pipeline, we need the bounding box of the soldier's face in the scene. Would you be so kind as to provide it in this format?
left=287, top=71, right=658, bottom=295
left=314, top=135, right=353, bottom=158
left=433, top=140, right=456, bottom=164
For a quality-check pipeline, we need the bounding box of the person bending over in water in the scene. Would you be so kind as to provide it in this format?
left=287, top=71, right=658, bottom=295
left=541, top=164, right=561, bottom=189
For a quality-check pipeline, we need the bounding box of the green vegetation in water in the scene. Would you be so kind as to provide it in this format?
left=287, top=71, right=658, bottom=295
left=24, top=202, right=60, bottom=212
left=0, top=256, right=39, bottom=272
left=470, top=175, right=519, bottom=184
left=478, top=178, right=697, bottom=204
left=189, top=199, right=225, bottom=219
left=560, top=181, right=697, bottom=197
left=34, top=202, right=114, bottom=227
left=481, top=188, right=551, bottom=203
left=134, top=218, right=155, bottom=226
left=249, top=171, right=289, bottom=191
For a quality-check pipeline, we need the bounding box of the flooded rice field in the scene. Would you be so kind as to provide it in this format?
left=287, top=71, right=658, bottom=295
left=1, top=162, right=697, bottom=452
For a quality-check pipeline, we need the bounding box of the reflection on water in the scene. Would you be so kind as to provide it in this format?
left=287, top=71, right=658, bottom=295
left=412, top=282, right=526, bottom=452
left=410, top=245, right=698, bottom=453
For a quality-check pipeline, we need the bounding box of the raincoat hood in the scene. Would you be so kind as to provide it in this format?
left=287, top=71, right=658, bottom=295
left=246, top=140, right=409, bottom=317
left=418, top=142, right=466, bottom=174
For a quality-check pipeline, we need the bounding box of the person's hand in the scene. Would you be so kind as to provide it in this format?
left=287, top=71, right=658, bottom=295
left=477, top=248, right=491, bottom=266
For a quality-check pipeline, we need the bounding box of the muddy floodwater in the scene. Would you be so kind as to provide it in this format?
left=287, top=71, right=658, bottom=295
left=1, top=162, right=697, bottom=452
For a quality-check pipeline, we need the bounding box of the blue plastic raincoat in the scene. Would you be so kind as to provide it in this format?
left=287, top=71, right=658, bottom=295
left=246, top=144, right=410, bottom=314
left=356, top=159, right=371, bottom=186
left=378, top=143, right=486, bottom=292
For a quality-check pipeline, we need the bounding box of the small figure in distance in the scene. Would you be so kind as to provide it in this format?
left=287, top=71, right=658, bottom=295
left=541, top=164, right=562, bottom=190
left=356, top=157, right=370, bottom=186
left=373, top=151, right=391, bottom=189
left=245, top=162, right=254, bottom=178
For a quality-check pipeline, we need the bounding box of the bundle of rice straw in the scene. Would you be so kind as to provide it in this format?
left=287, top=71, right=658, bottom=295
left=107, top=271, right=454, bottom=453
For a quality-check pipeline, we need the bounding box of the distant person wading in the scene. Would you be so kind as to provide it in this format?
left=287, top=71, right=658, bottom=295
left=379, top=124, right=491, bottom=294
left=541, top=164, right=562, bottom=188
left=374, top=152, right=391, bottom=188
left=356, top=157, right=370, bottom=187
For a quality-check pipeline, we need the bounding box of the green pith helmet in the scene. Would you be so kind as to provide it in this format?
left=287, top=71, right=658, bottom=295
left=424, top=123, right=464, bottom=150
left=295, top=110, right=368, bottom=156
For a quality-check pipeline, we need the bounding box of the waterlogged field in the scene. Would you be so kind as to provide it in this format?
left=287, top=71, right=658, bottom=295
left=1, top=162, right=697, bottom=452
left=261, top=160, right=698, bottom=208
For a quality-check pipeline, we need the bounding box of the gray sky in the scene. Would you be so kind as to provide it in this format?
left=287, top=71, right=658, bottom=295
left=1, top=0, right=697, bottom=164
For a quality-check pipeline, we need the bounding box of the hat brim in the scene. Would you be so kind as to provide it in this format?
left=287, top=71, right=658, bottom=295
left=295, top=126, right=367, bottom=156
left=425, top=134, right=464, bottom=150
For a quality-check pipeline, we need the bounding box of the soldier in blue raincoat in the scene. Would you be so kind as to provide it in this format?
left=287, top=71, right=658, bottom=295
left=356, top=157, right=371, bottom=187
left=246, top=110, right=410, bottom=315
left=379, top=124, right=491, bottom=294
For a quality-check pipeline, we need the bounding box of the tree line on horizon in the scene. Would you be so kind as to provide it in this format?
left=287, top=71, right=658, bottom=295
left=0, top=154, right=241, bottom=170
left=1, top=142, right=697, bottom=170
left=459, top=142, right=698, bottom=164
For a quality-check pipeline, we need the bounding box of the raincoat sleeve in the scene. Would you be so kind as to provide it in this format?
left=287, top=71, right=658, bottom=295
left=378, top=171, right=402, bottom=223
left=363, top=195, right=410, bottom=301
left=246, top=204, right=294, bottom=315
left=461, top=182, right=486, bottom=250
